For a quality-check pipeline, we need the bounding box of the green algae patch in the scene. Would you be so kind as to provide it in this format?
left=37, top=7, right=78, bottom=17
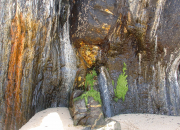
left=74, top=69, right=102, bottom=106
left=73, top=87, right=102, bottom=106
left=112, top=80, right=115, bottom=87
left=113, top=62, right=128, bottom=102
left=84, top=68, right=97, bottom=91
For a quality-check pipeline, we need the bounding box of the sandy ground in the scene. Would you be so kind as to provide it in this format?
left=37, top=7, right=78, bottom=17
left=20, top=107, right=84, bottom=130
left=111, top=114, right=180, bottom=130
left=20, top=107, right=180, bottom=130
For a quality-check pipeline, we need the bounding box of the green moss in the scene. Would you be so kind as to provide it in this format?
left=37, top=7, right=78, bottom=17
left=114, top=62, right=128, bottom=102
left=74, top=69, right=102, bottom=106
left=85, top=68, right=97, bottom=91
left=74, top=88, right=102, bottom=106
left=113, top=97, right=118, bottom=102
left=112, top=80, right=114, bottom=87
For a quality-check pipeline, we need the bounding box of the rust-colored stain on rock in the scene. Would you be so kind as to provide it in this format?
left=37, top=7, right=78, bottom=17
left=4, top=12, right=38, bottom=129
left=5, top=12, right=25, bottom=129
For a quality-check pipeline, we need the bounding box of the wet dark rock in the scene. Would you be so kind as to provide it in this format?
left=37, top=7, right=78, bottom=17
left=98, top=66, right=115, bottom=117
left=70, top=0, right=118, bottom=46
left=69, top=90, right=106, bottom=128
left=96, top=49, right=108, bottom=67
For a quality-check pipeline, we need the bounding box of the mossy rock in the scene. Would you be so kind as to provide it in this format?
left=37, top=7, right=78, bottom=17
left=74, top=68, right=102, bottom=106
left=70, top=90, right=106, bottom=128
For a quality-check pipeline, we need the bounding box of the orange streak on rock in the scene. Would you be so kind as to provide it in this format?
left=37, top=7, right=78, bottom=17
left=5, top=12, right=25, bottom=130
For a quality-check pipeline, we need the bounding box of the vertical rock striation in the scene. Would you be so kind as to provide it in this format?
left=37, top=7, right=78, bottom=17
left=5, top=12, right=26, bottom=130
left=106, top=0, right=180, bottom=116
left=70, top=0, right=180, bottom=117
left=0, top=0, right=76, bottom=129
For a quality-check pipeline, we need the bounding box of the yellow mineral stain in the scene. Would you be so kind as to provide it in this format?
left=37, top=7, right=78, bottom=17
left=78, top=41, right=100, bottom=68
left=124, top=27, right=127, bottom=33
left=104, top=9, right=113, bottom=15
left=78, top=82, right=85, bottom=87
left=127, top=11, right=132, bottom=24
left=78, top=76, right=82, bottom=82
left=102, top=23, right=111, bottom=32
left=90, top=105, right=102, bottom=108
left=80, top=41, right=85, bottom=46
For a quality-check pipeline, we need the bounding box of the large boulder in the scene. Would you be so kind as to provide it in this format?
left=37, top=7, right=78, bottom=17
left=69, top=90, right=106, bottom=128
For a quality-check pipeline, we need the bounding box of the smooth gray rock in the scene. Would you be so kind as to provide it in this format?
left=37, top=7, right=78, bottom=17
left=96, top=119, right=121, bottom=130
left=98, top=66, right=114, bottom=117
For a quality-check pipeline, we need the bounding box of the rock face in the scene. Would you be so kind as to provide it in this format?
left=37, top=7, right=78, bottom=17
left=0, top=0, right=77, bottom=129
left=69, top=90, right=106, bottom=128
left=105, top=0, right=180, bottom=116
left=70, top=0, right=118, bottom=46
left=70, top=0, right=180, bottom=116
left=1, top=0, right=180, bottom=129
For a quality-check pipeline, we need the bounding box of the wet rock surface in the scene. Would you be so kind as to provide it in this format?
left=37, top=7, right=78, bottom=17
left=70, top=0, right=118, bottom=46
left=1, top=0, right=180, bottom=129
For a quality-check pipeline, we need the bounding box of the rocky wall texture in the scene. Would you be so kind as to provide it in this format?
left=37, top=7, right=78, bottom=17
left=70, top=0, right=180, bottom=116
left=0, top=0, right=180, bottom=129
left=0, top=0, right=77, bottom=129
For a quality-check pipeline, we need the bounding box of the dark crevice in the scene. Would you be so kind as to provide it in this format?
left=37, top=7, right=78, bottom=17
left=177, top=65, right=180, bottom=87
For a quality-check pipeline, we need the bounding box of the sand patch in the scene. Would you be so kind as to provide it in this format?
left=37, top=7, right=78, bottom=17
left=20, top=107, right=180, bottom=130
left=20, top=107, right=84, bottom=130
left=111, top=114, right=180, bottom=130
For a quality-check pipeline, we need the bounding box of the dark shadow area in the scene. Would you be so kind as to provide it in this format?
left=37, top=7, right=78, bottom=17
left=177, top=65, right=180, bottom=87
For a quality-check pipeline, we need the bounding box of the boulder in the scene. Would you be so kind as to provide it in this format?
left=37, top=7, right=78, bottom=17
left=84, top=119, right=121, bottom=130
left=69, top=90, right=106, bottom=128
left=97, top=119, right=121, bottom=130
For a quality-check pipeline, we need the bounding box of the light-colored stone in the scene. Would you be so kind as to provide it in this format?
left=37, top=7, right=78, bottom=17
left=96, top=119, right=121, bottom=130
